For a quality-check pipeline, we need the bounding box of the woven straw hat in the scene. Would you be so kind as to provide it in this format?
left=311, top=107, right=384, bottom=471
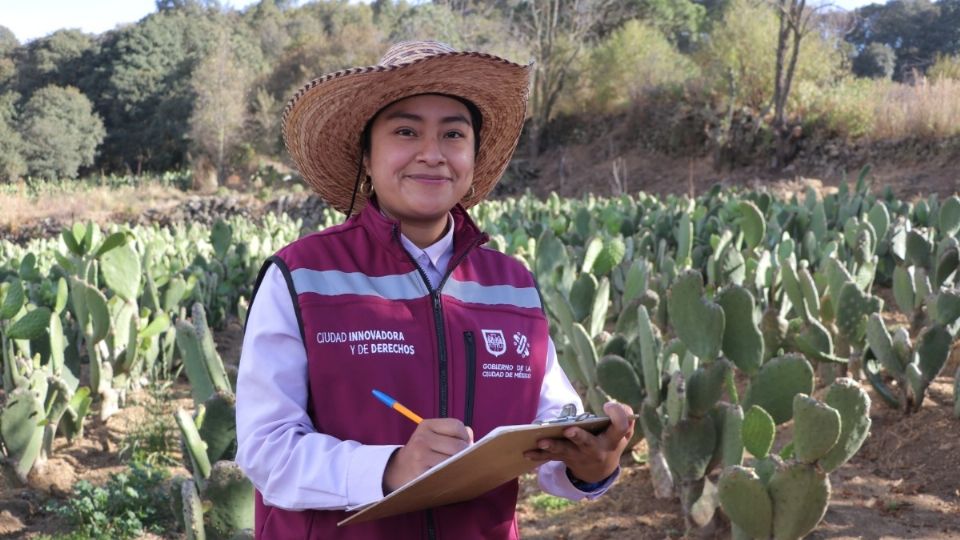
left=282, top=40, right=532, bottom=214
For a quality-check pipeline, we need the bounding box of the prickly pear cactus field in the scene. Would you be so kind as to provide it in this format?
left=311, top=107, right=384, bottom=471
left=2, top=175, right=959, bottom=539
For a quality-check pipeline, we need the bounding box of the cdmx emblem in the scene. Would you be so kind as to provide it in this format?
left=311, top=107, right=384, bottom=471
left=481, top=329, right=506, bottom=357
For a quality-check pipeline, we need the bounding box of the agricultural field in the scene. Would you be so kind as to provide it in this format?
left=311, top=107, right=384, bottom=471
left=1, top=172, right=959, bottom=539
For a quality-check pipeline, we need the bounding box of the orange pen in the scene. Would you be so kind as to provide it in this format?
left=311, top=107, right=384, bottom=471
left=372, top=389, right=424, bottom=424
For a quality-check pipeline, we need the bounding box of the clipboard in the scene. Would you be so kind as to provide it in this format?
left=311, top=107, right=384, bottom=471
left=338, top=412, right=619, bottom=526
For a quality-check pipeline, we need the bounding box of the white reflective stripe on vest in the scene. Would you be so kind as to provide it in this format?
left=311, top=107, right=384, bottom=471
left=291, top=268, right=427, bottom=300
left=443, top=278, right=542, bottom=309
left=290, top=268, right=541, bottom=309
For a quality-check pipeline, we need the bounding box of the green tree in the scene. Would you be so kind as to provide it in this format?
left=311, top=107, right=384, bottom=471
left=846, top=0, right=959, bottom=78
left=853, top=41, right=897, bottom=79
left=94, top=10, right=218, bottom=172
left=0, top=25, right=18, bottom=56
left=14, top=29, right=99, bottom=96
left=18, top=85, right=105, bottom=179
left=0, top=91, right=25, bottom=181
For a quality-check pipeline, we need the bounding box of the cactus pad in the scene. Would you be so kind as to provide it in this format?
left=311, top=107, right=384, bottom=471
left=819, top=378, right=872, bottom=472
left=742, top=405, right=776, bottom=459
left=662, top=415, right=717, bottom=482
left=0, top=388, right=44, bottom=480
left=668, top=270, right=725, bottom=360
left=685, top=360, right=731, bottom=418
left=597, top=355, right=644, bottom=405
left=204, top=461, right=254, bottom=538
left=717, top=286, right=764, bottom=375
left=744, top=354, right=814, bottom=425
left=718, top=466, right=772, bottom=539
left=792, top=394, right=841, bottom=464
left=768, top=463, right=831, bottom=540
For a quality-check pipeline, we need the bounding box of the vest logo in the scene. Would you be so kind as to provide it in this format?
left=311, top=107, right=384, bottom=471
left=513, top=332, right=530, bottom=358
left=481, top=329, right=507, bottom=357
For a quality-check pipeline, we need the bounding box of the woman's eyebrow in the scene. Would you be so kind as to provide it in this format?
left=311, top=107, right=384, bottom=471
left=383, top=111, right=471, bottom=126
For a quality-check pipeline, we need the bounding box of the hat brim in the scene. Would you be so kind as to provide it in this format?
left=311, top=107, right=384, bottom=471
left=283, top=52, right=532, bottom=214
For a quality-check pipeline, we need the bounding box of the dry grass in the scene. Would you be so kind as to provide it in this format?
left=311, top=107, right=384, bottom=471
left=871, top=77, right=960, bottom=139
left=0, top=183, right=189, bottom=231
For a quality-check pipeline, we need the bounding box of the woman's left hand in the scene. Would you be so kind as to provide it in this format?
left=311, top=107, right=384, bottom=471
left=523, top=402, right=635, bottom=484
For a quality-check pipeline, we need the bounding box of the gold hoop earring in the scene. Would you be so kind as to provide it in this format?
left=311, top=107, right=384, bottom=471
left=359, top=176, right=374, bottom=197
left=465, top=184, right=476, bottom=200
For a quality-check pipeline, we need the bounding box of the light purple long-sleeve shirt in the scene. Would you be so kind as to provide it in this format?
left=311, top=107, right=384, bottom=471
left=235, top=217, right=616, bottom=511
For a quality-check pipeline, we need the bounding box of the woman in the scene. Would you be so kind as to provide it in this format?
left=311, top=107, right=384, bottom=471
left=236, top=40, right=633, bottom=539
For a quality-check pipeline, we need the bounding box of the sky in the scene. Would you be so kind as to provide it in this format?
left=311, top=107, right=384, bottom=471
left=1, top=0, right=883, bottom=44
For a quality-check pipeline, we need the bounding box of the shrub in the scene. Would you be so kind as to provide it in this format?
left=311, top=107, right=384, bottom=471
left=697, top=0, right=845, bottom=111
left=585, top=20, right=699, bottom=114
left=929, top=53, right=960, bottom=82
left=46, top=462, right=174, bottom=540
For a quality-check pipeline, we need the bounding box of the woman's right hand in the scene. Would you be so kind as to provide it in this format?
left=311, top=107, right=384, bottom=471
left=382, top=419, right=474, bottom=494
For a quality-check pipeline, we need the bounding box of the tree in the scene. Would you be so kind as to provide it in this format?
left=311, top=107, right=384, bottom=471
left=94, top=10, right=219, bottom=172
left=0, top=25, right=18, bottom=56
left=0, top=91, right=25, bottom=181
left=516, top=0, right=612, bottom=159
left=770, top=0, right=831, bottom=168
left=853, top=41, right=897, bottom=79
left=14, top=29, right=99, bottom=97
left=189, top=27, right=249, bottom=182
left=846, top=0, right=959, bottom=78
left=18, top=85, right=105, bottom=179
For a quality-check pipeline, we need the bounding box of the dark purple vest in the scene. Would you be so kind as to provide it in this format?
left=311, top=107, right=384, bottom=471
left=253, top=202, right=549, bottom=539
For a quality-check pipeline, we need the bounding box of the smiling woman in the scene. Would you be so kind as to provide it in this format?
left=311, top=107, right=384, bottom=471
left=235, top=40, right=635, bottom=540
left=363, top=94, right=477, bottom=247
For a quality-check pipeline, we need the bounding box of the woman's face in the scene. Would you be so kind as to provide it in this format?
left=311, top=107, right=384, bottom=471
left=364, top=94, right=476, bottom=226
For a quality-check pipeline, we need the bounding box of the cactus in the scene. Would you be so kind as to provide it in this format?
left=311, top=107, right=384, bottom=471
left=668, top=270, right=725, bottom=360
left=177, top=303, right=233, bottom=406
left=174, top=390, right=252, bottom=539
left=720, top=380, right=870, bottom=540
left=866, top=312, right=952, bottom=413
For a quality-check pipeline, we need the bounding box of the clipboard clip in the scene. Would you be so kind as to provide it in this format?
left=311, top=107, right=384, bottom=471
left=537, top=403, right=597, bottom=425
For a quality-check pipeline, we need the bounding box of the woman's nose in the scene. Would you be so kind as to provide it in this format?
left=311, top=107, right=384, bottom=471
left=416, top=136, right=445, bottom=165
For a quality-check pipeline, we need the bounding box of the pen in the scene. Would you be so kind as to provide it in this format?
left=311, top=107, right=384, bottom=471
left=372, top=389, right=423, bottom=424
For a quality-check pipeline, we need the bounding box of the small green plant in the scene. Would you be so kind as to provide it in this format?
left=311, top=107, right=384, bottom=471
left=528, top=493, right=575, bottom=513
left=119, top=379, right=180, bottom=467
left=45, top=462, right=174, bottom=540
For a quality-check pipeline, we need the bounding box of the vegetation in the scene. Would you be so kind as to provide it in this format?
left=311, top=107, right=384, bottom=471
left=43, top=462, right=174, bottom=540
left=1, top=0, right=959, bottom=183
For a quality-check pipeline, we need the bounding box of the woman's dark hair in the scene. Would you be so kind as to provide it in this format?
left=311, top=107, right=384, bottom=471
left=360, top=94, right=483, bottom=156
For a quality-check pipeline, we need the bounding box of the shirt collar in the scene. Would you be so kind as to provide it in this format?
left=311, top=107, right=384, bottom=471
left=396, top=213, right=455, bottom=268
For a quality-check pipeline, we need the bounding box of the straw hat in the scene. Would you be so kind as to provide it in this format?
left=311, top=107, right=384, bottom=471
left=282, top=41, right=532, bottom=214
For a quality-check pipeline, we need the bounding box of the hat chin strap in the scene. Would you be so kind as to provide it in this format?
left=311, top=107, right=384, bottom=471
left=346, top=155, right=364, bottom=217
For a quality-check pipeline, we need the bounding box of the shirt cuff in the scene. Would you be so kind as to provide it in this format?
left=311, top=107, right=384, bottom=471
left=565, top=466, right=619, bottom=493
left=345, top=444, right=402, bottom=510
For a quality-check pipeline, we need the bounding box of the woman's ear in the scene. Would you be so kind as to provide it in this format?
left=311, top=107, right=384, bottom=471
left=362, top=154, right=370, bottom=176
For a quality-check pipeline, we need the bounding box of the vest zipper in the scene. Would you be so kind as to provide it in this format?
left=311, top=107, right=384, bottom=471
left=393, top=225, right=483, bottom=540
left=463, top=331, right=476, bottom=428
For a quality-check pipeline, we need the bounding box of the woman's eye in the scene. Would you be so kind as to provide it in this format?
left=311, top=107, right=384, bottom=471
left=445, top=130, right=465, bottom=139
left=395, top=128, right=416, bottom=136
